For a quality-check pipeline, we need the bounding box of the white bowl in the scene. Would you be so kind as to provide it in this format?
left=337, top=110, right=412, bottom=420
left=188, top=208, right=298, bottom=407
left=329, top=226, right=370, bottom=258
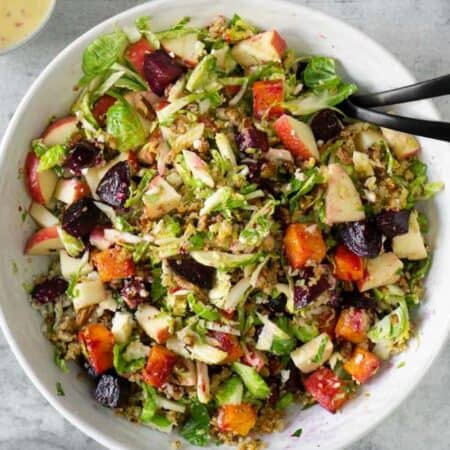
left=0, top=1, right=448, bottom=449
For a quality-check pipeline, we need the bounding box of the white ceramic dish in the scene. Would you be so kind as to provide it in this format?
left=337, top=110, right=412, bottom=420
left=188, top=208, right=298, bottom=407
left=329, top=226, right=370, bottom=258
left=0, top=1, right=448, bottom=449
left=0, top=0, right=56, bottom=56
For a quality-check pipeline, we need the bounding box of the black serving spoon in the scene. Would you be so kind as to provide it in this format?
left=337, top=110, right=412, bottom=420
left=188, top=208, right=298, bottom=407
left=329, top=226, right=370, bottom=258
left=339, top=74, right=450, bottom=141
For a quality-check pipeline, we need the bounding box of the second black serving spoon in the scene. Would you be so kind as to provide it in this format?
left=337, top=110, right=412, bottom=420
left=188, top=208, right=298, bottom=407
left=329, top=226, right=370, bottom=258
left=339, top=74, right=450, bottom=141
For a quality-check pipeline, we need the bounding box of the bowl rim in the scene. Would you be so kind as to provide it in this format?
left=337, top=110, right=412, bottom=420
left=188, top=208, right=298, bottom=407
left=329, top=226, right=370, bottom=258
left=0, top=0, right=57, bottom=56
left=0, top=0, right=448, bottom=449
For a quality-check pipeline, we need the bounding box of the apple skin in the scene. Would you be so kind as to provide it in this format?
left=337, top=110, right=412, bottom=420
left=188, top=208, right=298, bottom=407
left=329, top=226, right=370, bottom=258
left=41, top=116, right=79, bottom=147
left=24, top=225, right=64, bottom=255
left=89, top=226, right=112, bottom=251
left=24, top=151, right=57, bottom=206
left=274, top=114, right=319, bottom=160
left=231, top=30, right=287, bottom=67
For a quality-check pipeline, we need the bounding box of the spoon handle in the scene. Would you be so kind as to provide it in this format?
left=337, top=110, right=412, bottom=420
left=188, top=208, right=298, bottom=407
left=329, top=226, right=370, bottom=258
left=340, top=100, right=450, bottom=141
left=351, top=74, right=450, bottom=107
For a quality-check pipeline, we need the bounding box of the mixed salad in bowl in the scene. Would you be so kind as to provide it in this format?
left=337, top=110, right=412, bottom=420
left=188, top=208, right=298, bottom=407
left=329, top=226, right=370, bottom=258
left=22, top=14, right=442, bottom=448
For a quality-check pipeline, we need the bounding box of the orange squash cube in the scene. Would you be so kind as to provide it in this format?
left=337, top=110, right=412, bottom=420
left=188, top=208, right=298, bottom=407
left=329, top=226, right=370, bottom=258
left=344, top=347, right=381, bottom=384
left=92, top=246, right=135, bottom=282
left=335, top=308, right=371, bottom=344
left=284, top=223, right=326, bottom=269
left=143, top=345, right=177, bottom=388
left=334, top=244, right=364, bottom=281
left=217, top=404, right=257, bottom=436
left=79, top=323, right=114, bottom=375
left=252, top=79, right=284, bottom=119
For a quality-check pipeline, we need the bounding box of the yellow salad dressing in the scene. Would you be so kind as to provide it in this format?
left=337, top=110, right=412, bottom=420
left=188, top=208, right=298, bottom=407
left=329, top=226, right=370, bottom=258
left=0, top=0, right=53, bottom=50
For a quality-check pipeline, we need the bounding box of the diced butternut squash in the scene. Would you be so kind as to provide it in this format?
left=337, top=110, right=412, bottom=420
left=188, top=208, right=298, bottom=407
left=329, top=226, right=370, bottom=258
left=344, top=347, right=381, bottom=383
left=252, top=79, right=284, bottom=119
left=217, top=404, right=257, bottom=436
left=335, top=308, right=371, bottom=344
left=79, top=323, right=114, bottom=375
left=92, top=246, right=135, bottom=282
left=143, top=344, right=177, bottom=388
left=284, top=223, right=326, bottom=269
left=304, top=367, right=349, bottom=413
left=334, top=244, right=365, bottom=281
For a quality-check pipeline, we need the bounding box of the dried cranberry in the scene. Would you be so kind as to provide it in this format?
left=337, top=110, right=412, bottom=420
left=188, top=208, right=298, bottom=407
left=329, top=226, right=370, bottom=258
left=267, top=293, right=287, bottom=315
left=245, top=160, right=262, bottom=182
left=94, top=373, right=124, bottom=408
left=236, top=127, right=269, bottom=153
left=339, top=290, right=378, bottom=310
left=121, top=277, right=150, bottom=309
left=167, top=257, right=216, bottom=290
left=143, top=50, right=185, bottom=96
left=31, top=278, right=68, bottom=304
left=340, top=220, right=382, bottom=258
left=96, top=161, right=130, bottom=208
left=64, top=141, right=98, bottom=175
left=375, top=210, right=410, bottom=238
left=295, top=61, right=308, bottom=80
left=62, top=197, right=103, bottom=238
left=284, top=362, right=302, bottom=393
left=310, top=110, right=343, bottom=142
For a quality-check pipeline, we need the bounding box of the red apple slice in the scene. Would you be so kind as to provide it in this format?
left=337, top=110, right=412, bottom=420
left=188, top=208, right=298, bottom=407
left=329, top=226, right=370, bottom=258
left=28, top=202, right=59, bottom=228
left=381, top=127, right=420, bottom=159
left=392, top=211, right=427, bottom=260
left=89, top=226, right=113, bottom=251
left=231, top=30, right=287, bottom=67
left=161, top=32, right=204, bottom=67
left=54, top=178, right=90, bottom=204
left=357, top=252, right=404, bottom=292
left=24, top=151, right=57, bottom=206
left=24, top=225, right=64, bottom=255
left=274, top=114, right=319, bottom=160
left=41, top=116, right=79, bottom=147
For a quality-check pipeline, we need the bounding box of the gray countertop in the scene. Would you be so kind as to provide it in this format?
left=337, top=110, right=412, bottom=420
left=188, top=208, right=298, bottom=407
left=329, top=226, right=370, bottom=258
left=0, top=1, right=449, bottom=449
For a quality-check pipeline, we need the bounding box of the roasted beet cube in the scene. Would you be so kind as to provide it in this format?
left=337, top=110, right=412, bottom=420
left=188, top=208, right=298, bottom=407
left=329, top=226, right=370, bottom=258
left=94, top=373, right=123, bottom=408
left=375, top=210, right=410, bottom=238
left=62, top=197, right=103, bottom=238
left=143, top=50, right=185, bottom=96
left=96, top=161, right=131, bottom=208
left=294, top=266, right=335, bottom=309
left=340, top=220, right=382, bottom=258
left=236, top=127, right=269, bottom=153
left=64, top=141, right=98, bottom=175
left=167, top=256, right=216, bottom=290
left=31, top=278, right=68, bottom=304
left=310, top=110, right=343, bottom=142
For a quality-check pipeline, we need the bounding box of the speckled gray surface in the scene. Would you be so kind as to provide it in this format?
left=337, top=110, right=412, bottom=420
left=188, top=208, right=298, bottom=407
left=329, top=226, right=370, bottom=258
left=0, top=1, right=449, bottom=449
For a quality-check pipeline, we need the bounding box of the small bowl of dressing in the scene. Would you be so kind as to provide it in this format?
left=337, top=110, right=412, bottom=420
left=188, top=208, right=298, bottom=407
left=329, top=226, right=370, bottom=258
left=0, top=0, right=56, bottom=55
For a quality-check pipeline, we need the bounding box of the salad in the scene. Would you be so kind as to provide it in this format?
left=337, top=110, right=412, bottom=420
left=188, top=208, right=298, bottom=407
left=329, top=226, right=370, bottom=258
left=22, top=14, right=443, bottom=448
